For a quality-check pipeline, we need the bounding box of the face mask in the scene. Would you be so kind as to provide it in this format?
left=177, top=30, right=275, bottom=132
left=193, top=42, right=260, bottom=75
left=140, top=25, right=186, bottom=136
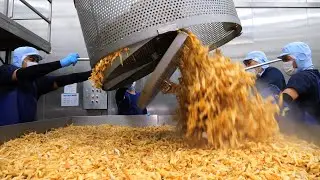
left=283, top=61, right=297, bottom=76
left=26, top=61, right=38, bottom=67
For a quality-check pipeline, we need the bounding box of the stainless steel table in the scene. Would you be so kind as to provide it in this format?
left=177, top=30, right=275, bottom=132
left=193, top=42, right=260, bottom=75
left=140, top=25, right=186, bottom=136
left=1, top=115, right=319, bottom=145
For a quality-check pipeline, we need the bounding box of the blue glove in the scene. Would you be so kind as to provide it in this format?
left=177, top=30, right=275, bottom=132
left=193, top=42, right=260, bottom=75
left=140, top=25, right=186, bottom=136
left=60, top=53, right=79, bottom=67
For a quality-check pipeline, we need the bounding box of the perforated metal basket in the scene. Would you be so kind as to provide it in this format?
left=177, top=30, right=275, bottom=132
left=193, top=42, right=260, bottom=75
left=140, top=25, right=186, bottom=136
left=74, top=0, right=242, bottom=90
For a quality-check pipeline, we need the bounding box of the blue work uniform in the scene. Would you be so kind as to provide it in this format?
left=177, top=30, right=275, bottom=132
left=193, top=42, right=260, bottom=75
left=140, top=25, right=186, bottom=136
left=256, top=67, right=286, bottom=92
left=116, top=89, right=147, bottom=115
left=286, top=69, right=320, bottom=123
left=0, top=65, right=56, bottom=125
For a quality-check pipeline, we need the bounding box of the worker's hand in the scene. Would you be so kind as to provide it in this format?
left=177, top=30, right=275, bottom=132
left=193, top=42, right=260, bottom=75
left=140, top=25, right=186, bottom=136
left=60, top=53, right=80, bottom=67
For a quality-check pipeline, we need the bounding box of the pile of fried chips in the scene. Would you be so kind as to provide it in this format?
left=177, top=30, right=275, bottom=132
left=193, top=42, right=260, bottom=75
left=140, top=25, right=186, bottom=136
left=0, top=125, right=319, bottom=179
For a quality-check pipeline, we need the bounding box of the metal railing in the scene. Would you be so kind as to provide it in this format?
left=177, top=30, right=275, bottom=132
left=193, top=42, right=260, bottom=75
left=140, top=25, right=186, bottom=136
left=0, top=0, right=52, bottom=64
left=2, top=0, right=52, bottom=43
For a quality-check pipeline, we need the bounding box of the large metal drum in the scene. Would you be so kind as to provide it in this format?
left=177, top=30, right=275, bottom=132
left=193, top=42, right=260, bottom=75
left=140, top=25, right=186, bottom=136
left=74, top=0, right=242, bottom=91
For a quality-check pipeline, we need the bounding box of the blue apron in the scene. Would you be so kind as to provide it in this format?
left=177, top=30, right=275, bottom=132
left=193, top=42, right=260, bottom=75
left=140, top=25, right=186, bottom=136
left=0, top=89, right=20, bottom=126
left=0, top=83, right=38, bottom=126
left=123, top=92, right=145, bottom=115
left=302, top=72, right=320, bottom=124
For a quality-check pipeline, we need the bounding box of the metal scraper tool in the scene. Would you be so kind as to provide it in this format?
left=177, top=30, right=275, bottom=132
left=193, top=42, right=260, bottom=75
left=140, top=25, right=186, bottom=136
left=138, top=31, right=189, bottom=109
left=245, top=59, right=282, bottom=71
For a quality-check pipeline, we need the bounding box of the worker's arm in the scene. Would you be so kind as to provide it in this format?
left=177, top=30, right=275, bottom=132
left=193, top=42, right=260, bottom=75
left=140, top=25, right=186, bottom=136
left=54, top=71, right=91, bottom=88
left=13, top=53, right=79, bottom=82
left=282, top=72, right=313, bottom=104
left=36, top=71, right=91, bottom=96
left=0, top=65, right=19, bottom=85
left=115, top=88, right=128, bottom=102
left=282, top=88, right=299, bottom=103
left=13, top=61, right=62, bottom=82
left=268, top=68, right=287, bottom=91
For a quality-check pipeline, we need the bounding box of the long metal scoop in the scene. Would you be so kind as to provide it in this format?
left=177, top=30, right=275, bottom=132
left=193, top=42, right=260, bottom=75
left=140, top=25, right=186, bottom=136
left=245, top=59, right=282, bottom=71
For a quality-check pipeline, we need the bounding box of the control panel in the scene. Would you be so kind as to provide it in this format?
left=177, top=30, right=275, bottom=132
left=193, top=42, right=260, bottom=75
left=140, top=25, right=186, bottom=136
left=83, top=80, right=108, bottom=109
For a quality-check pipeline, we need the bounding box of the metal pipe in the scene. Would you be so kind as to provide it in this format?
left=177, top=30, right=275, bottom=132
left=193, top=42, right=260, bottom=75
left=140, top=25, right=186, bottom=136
left=5, top=50, right=12, bottom=64
left=235, top=2, right=320, bottom=8
left=78, top=58, right=90, bottom=61
left=245, top=59, right=282, bottom=71
left=9, top=0, right=15, bottom=18
left=11, top=18, right=44, bottom=20
left=4, top=0, right=10, bottom=16
left=0, top=57, right=5, bottom=65
left=47, top=0, right=52, bottom=43
left=18, top=0, right=51, bottom=24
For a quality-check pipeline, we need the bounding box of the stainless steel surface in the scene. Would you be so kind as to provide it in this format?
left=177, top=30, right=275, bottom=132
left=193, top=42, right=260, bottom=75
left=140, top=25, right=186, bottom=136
left=0, top=115, right=167, bottom=144
left=74, top=0, right=241, bottom=67
left=138, top=32, right=188, bottom=109
left=48, top=0, right=52, bottom=43
left=3, top=0, right=9, bottom=16
left=235, top=2, right=320, bottom=8
left=71, top=115, right=159, bottom=127
left=0, top=117, right=71, bottom=144
left=78, top=57, right=89, bottom=61
left=1, top=115, right=319, bottom=146
left=83, top=80, right=108, bottom=110
left=158, top=115, right=178, bottom=126
left=245, top=59, right=283, bottom=70
left=2, top=0, right=14, bottom=18
left=307, top=8, right=320, bottom=69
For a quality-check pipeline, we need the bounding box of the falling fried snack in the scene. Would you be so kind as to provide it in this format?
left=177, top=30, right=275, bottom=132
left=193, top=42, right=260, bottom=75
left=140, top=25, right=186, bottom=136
left=90, top=48, right=129, bottom=89
left=165, top=31, right=280, bottom=148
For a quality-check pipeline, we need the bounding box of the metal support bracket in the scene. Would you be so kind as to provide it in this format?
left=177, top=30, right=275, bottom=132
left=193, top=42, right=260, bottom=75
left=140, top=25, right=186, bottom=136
left=138, top=32, right=188, bottom=109
left=0, top=57, right=5, bottom=65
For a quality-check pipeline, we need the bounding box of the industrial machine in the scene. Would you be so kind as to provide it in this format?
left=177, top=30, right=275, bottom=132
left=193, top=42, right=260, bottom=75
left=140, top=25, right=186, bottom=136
left=74, top=0, right=242, bottom=109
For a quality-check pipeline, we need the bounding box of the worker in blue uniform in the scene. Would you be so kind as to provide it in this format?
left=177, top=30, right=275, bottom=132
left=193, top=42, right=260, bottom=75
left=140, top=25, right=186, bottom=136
left=243, top=51, right=286, bottom=94
left=279, top=42, right=320, bottom=124
left=0, top=46, right=91, bottom=126
left=115, top=82, right=148, bottom=115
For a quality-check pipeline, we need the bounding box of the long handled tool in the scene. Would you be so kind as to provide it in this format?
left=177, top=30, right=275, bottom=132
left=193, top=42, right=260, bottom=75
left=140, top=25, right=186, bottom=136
left=245, top=59, right=282, bottom=71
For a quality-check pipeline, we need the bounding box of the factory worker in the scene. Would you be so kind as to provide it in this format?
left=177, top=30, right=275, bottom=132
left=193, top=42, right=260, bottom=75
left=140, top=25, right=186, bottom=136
left=243, top=51, right=286, bottom=93
left=279, top=42, right=320, bottom=124
left=0, top=46, right=91, bottom=126
left=115, top=82, right=148, bottom=115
